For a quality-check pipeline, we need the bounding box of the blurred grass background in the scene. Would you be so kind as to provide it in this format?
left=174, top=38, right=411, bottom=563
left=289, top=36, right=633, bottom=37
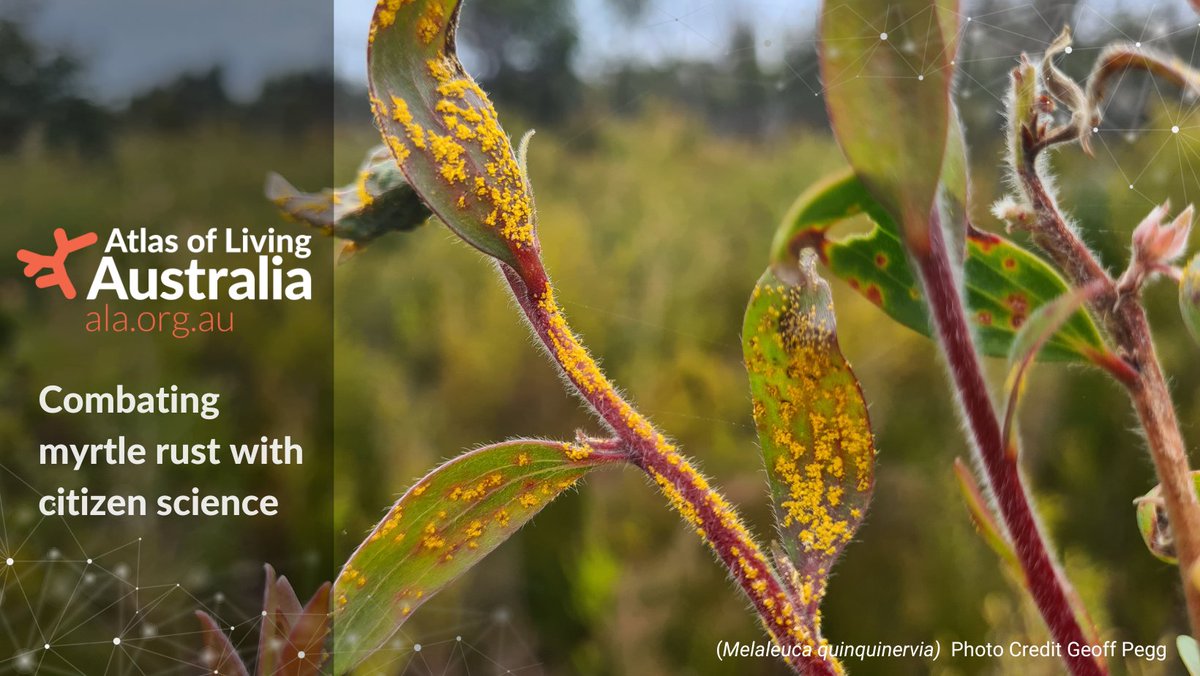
left=2, top=0, right=1200, bottom=673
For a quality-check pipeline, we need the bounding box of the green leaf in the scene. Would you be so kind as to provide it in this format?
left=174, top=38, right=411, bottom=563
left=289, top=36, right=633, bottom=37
left=774, top=170, right=1107, bottom=363
left=742, top=252, right=875, bottom=622
left=820, top=0, right=952, bottom=252
left=333, top=439, right=619, bottom=673
left=1179, top=635, right=1200, bottom=676
left=367, top=0, right=536, bottom=268
left=1135, top=472, right=1200, bottom=565
left=1181, top=253, right=1200, bottom=346
left=266, top=145, right=431, bottom=257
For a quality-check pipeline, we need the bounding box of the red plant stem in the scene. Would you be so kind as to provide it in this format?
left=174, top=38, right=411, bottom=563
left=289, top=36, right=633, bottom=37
left=915, top=214, right=1104, bottom=676
left=499, top=259, right=840, bottom=676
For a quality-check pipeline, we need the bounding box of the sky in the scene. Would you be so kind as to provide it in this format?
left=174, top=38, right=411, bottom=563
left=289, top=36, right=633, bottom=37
left=14, top=0, right=1196, bottom=104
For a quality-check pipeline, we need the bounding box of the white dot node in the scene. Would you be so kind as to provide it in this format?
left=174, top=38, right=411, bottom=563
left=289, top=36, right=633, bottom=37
left=1064, top=46, right=1073, bottom=54
left=1129, top=184, right=1135, bottom=189
left=113, top=637, right=121, bottom=646
left=1092, top=127, right=1099, bottom=133
left=414, top=644, right=422, bottom=652
left=456, top=636, right=462, bottom=642
left=298, top=651, right=307, bottom=659
left=5, top=558, right=12, bottom=566
left=1136, top=41, right=1142, bottom=47
left=43, top=644, right=49, bottom=650
left=918, top=75, right=925, bottom=81
left=1172, top=125, right=1180, bottom=134
left=262, top=610, right=268, bottom=617
left=880, top=32, right=888, bottom=40
left=86, top=558, right=93, bottom=564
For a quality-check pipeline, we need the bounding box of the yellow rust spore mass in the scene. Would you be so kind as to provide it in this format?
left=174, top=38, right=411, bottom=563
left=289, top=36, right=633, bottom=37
left=744, top=270, right=874, bottom=571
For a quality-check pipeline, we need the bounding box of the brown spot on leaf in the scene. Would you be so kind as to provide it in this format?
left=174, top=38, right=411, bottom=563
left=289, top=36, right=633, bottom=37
left=976, top=311, right=993, bottom=326
left=1002, top=257, right=1017, bottom=271
left=1006, top=293, right=1029, bottom=328
left=865, top=285, right=883, bottom=306
left=874, top=253, right=888, bottom=269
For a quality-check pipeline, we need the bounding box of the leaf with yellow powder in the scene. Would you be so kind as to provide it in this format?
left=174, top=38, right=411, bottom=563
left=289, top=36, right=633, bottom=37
left=367, top=0, right=538, bottom=269
left=742, top=251, right=875, bottom=626
left=333, top=439, right=621, bottom=674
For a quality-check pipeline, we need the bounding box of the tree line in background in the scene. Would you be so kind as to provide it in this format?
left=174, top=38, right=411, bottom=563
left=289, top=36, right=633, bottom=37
left=0, top=0, right=1195, bottom=158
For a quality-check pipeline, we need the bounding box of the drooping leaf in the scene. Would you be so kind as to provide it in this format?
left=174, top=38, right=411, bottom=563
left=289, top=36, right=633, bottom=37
left=266, top=145, right=431, bottom=257
left=773, top=169, right=1108, bottom=363
left=820, top=0, right=952, bottom=252
left=196, top=611, right=251, bottom=676
left=1001, top=282, right=1107, bottom=454
left=333, top=439, right=621, bottom=673
left=1135, top=473, right=1200, bottom=564
left=742, top=252, right=875, bottom=624
left=1182, top=253, right=1200, bottom=346
left=367, top=0, right=537, bottom=269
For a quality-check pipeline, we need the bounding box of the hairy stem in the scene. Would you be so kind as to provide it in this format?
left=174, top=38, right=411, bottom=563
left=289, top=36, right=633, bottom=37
left=917, top=213, right=1103, bottom=676
left=1017, top=151, right=1200, bottom=636
left=500, top=259, right=839, bottom=676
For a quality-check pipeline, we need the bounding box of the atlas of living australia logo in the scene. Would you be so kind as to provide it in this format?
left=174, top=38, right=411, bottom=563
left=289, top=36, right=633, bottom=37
left=16, top=228, right=99, bottom=299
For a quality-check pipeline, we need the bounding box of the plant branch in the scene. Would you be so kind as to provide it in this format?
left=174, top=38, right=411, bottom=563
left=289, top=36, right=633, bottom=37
left=1016, top=143, right=1200, bottom=637
left=499, top=260, right=840, bottom=676
left=915, top=212, right=1104, bottom=676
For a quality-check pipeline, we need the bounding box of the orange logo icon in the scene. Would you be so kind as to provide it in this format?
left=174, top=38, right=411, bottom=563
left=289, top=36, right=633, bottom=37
left=17, top=228, right=99, bottom=299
